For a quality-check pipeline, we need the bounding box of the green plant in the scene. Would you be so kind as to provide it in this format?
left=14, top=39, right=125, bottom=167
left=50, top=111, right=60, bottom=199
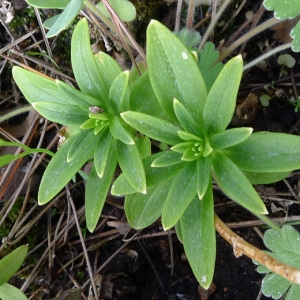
left=114, top=20, right=300, bottom=288
left=26, top=0, right=136, bottom=38
left=8, top=8, right=300, bottom=295
left=13, top=18, right=148, bottom=232
left=0, top=245, right=28, bottom=300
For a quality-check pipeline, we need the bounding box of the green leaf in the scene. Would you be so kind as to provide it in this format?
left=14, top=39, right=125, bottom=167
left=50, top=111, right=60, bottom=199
left=147, top=20, right=207, bottom=122
left=209, top=127, right=253, bottom=150
left=265, top=226, right=300, bottom=254
left=111, top=153, right=185, bottom=195
left=211, top=152, right=267, bottom=215
left=86, top=152, right=117, bottom=232
left=12, top=67, right=69, bottom=106
left=263, top=0, right=300, bottom=19
left=26, top=0, right=70, bottom=8
left=71, top=18, right=109, bottom=102
left=57, top=80, right=103, bottom=110
left=111, top=173, right=136, bottom=196
left=115, top=140, right=146, bottom=193
left=94, top=127, right=113, bottom=177
left=256, top=226, right=300, bottom=300
left=224, top=132, right=300, bottom=172
left=198, top=41, right=223, bottom=90
left=125, top=180, right=172, bottom=229
left=121, top=111, right=182, bottom=145
left=244, top=170, right=290, bottom=184
left=129, top=71, right=165, bottom=118
left=0, top=283, right=28, bottom=300
left=33, top=102, right=88, bottom=127
left=43, top=14, right=61, bottom=29
left=38, top=133, right=97, bottom=204
left=95, top=0, right=136, bottom=22
left=46, top=0, right=83, bottom=38
left=135, top=135, right=151, bottom=159
left=173, top=98, right=202, bottom=136
left=162, top=162, right=197, bottom=230
left=0, top=245, right=28, bottom=285
left=151, top=150, right=182, bottom=167
left=203, top=55, right=243, bottom=136
left=175, top=220, right=183, bottom=243
left=109, top=71, right=130, bottom=113
left=291, top=21, right=300, bottom=52
left=181, top=184, right=215, bottom=289
left=94, top=52, right=122, bottom=91
left=67, top=129, right=96, bottom=162
left=197, top=156, right=211, bottom=199
left=109, top=116, right=135, bottom=145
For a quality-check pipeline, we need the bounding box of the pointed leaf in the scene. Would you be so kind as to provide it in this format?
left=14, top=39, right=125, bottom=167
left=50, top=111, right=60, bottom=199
left=71, top=18, right=109, bottom=102
left=115, top=140, right=146, bottom=193
left=173, top=98, right=202, bottom=136
left=203, top=55, right=243, bottom=135
left=212, top=152, right=267, bottom=215
left=112, top=153, right=185, bottom=195
left=96, top=0, right=136, bottom=22
left=151, top=150, right=182, bottom=167
left=181, top=184, right=215, bottom=289
left=224, top=132, right=300, bottom=172
left=147, top=20, right=207, bottom=121
left=121, top=111, right=182, bottom=145
left=197, top=156, right=211, bottom=199
left=0, top=283, right=28, bottom=300
left=162, top=162, right=197, bottom=230
left=38, top=133, right=97, bottom=204
left=109, top=71, right=130, bottom=113
left=46, top=0, right=82, bottom=38
left=94, top=128, right=113, bottom=177
left=130, top=71, right=165, bottom=118
left=94, top=51, right=122, bottom=88
left=57, top=80, right=103, bottom=110
left=33, top=102, right=88, bottom=126
left=125, top=180, right=172, bottom=229
left=209, top=127, right=253, bottom=150
left=86, top=152, right=117, bottom=232
left=0, top=245, right=28, bottom=285
left=109, top=115, right=134, bottom=145
left=67, top=129, right=95, bottom=162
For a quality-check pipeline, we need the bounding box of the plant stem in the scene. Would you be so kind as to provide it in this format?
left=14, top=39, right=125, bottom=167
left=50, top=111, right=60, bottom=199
left=218, top=16, right=283, bottom=61
left=0, top=105, right=33, bottom=123
left=186, top=0, right=196, bottom=30
left=198, top=0, right=232, bottom=50
left=254, top=213, right=282, bottom=233
left=214, top=213, right=300, bottom=284
left=243, top=42, right=292, bottom=71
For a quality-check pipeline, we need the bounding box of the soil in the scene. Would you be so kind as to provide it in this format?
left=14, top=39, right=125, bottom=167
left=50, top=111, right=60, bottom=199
left=1, top=0, right=300, bottom=299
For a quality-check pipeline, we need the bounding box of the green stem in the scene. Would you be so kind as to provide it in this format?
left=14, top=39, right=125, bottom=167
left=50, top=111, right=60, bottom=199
left=0, top=105, right=33, bottom=123
left=218, top=17, right=283, bottom=61
left=243, top=42, right=292, bottom=71
left=255, top=213, right=282, bottom=233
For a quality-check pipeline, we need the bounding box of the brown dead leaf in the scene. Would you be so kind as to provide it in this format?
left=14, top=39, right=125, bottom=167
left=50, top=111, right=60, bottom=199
left=271, top=16, right=300, bottom=44
left=235, top=93, right=260, bottom=122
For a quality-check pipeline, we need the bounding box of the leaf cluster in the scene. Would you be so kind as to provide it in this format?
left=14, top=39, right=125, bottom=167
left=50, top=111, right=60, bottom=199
left=9, top=18, right=300, bottom=291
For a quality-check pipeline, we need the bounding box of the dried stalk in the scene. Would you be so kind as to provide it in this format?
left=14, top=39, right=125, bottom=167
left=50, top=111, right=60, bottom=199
left=214, top=213, right=300, bottom=285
